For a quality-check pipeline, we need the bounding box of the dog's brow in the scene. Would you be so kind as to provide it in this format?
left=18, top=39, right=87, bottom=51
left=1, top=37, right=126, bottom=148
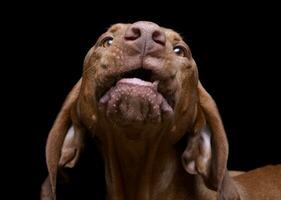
left=165, top=29, right=183, bottom=43
left=171, top=34, right=182, bottom=42
left=108, top=24, right=127, bottom=34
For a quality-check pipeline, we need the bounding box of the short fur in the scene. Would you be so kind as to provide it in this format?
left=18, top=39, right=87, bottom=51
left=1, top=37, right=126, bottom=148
left=41, top=21, right=281, bottom=200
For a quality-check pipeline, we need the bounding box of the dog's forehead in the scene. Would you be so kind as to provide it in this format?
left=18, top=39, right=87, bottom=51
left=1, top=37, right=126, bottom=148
left=163, top=28, right=183, bottom=43
left=106, top=23, right=184, bottom=42
left=107, top=23, right=129, bottom=34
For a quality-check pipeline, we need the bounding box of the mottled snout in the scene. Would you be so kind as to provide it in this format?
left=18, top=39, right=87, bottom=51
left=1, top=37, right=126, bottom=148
left=124, top=21, right=166, bottom=56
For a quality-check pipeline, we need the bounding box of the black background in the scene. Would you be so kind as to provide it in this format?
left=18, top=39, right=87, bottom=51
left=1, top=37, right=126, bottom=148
left=5, top=2, right=281, bottom=199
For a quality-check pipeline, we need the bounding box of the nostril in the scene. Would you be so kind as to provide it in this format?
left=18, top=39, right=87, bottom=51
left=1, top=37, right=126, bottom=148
left=125, top=27, right=141, bottom=41
left=152, top=30, right=166, bottom=46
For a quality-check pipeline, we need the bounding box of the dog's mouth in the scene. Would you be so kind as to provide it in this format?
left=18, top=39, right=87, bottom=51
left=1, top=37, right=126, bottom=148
left=98, top=68, right=175, bottom=108
left=97, top=68, right=175, bottom=124
left=120, top=68, right=153, bottom=82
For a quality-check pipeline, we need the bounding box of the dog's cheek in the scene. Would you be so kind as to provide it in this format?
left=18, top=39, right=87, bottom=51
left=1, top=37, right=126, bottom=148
left=177, top=78, right=197, bottom=114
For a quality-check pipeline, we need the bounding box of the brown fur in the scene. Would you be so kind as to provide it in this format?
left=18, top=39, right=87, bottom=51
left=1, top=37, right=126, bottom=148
left=41, top=21, right=281, bottom=200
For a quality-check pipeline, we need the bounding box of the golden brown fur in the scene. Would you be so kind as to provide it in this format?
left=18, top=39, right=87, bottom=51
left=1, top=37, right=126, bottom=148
left=41, top=21, right=281, bottom=200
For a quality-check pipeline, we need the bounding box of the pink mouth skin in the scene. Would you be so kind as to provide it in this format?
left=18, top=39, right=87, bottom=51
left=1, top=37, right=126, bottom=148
left=118, top=78, right=159, bottom=89
left=99, top=78, right=173, bottom=125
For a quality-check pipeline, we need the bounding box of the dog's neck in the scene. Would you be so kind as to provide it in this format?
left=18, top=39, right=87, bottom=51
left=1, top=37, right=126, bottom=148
left=95, top=123, right=201, bottom=200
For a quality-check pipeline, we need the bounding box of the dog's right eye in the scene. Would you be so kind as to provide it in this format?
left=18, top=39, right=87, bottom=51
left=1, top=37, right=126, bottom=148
left=173, top=45, right=187, bottom=57
left=101, top=37, right=113, bottom=47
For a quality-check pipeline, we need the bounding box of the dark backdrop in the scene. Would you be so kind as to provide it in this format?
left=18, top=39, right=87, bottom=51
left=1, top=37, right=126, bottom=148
left=6, top=3, right=280, bottom=199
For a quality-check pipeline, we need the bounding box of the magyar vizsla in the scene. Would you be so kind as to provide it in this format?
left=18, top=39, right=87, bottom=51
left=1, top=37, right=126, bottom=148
left=41, top=21, right=281, bottom=200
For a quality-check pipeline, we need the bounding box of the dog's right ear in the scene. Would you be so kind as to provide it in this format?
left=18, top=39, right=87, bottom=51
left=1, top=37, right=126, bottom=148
left=44, top=79, right=84, bottom=199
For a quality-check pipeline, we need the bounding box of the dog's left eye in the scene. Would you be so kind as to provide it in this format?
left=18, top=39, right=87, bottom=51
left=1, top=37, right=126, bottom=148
left=102, top=37, right=113, bottom=47
left=173, top=46, right=187, bottom=57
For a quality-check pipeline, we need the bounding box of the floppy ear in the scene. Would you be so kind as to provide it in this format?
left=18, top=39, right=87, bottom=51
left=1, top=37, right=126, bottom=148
left=182, top=82, right=240, bottom=199
left=59, top=125, right=84, bottom=168
left=45, top=79, right=84, bottom=199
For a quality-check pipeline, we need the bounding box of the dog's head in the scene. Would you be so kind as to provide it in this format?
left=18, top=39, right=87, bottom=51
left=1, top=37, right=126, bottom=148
left=45, top=21, right=239, bottom=199
left=79, top=21, right=198, bottom=136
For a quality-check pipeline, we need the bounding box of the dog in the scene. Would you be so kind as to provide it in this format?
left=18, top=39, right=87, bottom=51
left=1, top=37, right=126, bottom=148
left=41, top=21, right=281, bottom=200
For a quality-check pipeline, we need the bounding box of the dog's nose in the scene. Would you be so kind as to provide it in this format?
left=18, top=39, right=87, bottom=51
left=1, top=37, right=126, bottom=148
left=124, top=21, right=166, bottom=55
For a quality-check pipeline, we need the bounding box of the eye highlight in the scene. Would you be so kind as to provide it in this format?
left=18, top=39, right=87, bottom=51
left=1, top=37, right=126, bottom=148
left=173, top=45, right=187, bottom=57
left=101, top=37, right=113, bottom=47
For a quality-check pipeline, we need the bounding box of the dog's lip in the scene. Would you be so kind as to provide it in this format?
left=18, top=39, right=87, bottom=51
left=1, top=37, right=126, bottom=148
left=118, top=78, right=159, bottom=90
left=99, top=78, right=159, bottom=105
left=97, top=69, right=176, bottom=108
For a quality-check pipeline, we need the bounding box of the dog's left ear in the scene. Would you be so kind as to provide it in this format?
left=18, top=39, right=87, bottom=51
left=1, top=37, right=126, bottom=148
left=45, top=79, right=83, bottom=199
left=182, top=82, right=240, bottom=199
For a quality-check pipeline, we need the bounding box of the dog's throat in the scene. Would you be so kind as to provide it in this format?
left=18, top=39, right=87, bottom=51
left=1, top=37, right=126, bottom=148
left=98, top=126, right=184, bottom=200
left=99, top=78, right=173, bottom=126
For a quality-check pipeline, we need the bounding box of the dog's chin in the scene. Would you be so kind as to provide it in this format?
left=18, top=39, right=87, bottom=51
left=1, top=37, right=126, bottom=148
left=98, top=78, right=174, bottom=126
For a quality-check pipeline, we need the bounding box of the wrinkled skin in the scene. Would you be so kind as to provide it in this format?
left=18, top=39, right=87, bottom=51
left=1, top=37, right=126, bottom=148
left=41, top=22, right=281, bottom=200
